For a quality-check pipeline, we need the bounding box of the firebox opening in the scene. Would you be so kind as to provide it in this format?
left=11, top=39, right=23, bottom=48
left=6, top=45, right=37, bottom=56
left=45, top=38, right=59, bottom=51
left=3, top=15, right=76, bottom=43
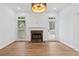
left=31, top=30, right=43, bottom=42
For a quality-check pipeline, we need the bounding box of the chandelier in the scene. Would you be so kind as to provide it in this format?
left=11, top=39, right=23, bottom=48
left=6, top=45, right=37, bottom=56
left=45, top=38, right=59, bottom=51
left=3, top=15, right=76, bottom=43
left=32, top=3, right=47, bottom=12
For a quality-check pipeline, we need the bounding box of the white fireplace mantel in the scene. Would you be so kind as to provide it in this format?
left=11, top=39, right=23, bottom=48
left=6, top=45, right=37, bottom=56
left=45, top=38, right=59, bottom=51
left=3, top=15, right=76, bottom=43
left=28, top=27, right=46, bottom=29
left=27, top=26, right=48, bottom=41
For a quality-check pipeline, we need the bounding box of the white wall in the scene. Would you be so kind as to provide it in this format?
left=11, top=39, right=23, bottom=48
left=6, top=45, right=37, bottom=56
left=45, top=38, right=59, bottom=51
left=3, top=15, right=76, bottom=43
left=59, top=4, right=79, bottom=50
left=16, top=12, right=58, bottom=41
left=0, top=4, right=17, bottom=49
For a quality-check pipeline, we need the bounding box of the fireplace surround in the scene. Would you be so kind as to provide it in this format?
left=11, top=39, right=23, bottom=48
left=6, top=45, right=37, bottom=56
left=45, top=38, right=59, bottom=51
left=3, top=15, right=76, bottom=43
left=27, top=27, right=48, bottom=42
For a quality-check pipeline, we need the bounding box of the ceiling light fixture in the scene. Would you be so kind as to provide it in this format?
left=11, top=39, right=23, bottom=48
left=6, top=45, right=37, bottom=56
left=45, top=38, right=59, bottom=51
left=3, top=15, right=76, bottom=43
left=32, top=3, right=47, bottom=12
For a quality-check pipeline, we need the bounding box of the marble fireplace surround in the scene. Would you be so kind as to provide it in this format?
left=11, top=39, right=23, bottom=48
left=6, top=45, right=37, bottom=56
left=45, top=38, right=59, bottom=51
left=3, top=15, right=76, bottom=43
left=27, top=27, right=48, bottom=41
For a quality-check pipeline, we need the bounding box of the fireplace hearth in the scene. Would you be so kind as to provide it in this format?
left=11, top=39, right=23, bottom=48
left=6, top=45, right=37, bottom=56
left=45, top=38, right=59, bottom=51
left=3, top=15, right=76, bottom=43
left=31, top=30, right=43, bottom=42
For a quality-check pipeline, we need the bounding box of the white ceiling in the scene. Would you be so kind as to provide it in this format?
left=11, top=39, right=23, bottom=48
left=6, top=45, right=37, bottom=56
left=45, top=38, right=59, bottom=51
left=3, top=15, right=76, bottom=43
left=4, top=3, right=70, bottom=13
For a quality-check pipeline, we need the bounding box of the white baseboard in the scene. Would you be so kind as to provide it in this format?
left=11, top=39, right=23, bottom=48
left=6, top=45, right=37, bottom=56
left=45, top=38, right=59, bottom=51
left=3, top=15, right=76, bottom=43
left=73, top=48, right=79, bottom=52
left=59, top=40, right=79, bottom=52
left=0, top=40, right=15, bottom=49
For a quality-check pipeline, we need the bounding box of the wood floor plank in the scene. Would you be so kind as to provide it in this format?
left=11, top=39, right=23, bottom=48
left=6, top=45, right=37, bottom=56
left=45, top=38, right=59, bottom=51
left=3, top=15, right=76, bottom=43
left=0, top=41, right=79, bottom=56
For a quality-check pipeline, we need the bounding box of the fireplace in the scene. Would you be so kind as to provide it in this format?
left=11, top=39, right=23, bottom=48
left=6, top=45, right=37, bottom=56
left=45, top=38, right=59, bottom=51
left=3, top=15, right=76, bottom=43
left=31, top=30, right=43, bottom=42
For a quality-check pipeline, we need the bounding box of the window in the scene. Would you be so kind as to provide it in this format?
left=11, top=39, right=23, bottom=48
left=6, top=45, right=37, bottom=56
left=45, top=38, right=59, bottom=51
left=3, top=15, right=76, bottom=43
left=18, top=16, right=25, bottom=30
left=18, top=20, right=25, bottom=30
left=18, top=17, right=25, bottom=19
left=18, top=16, right=26, bottom=39
left=48, top=16, right=56, bottom=34
left=49, top=21, right=55, bottom=30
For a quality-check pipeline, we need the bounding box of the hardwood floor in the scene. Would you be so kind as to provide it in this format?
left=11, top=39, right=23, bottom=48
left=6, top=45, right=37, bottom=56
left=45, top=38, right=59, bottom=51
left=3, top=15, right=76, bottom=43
left=0, top=41, right=79, bottom=56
